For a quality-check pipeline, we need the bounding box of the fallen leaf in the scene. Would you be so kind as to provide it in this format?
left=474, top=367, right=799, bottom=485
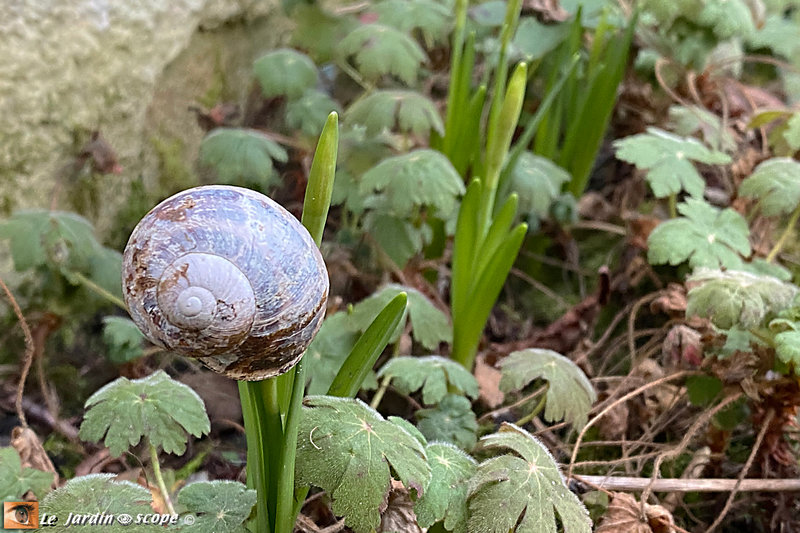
left=11, top=426, right=58, bottom=487
left=379, top=480, right=422, bottom=533
left=650, top=283, right=687, bottom=317
left=596, top=492, right=675, bottom=533
left=662, top=325, right=703, bottom=367
left=521, top=0, right=569, bottom=23
left=474, top=353, right=504, bottom=408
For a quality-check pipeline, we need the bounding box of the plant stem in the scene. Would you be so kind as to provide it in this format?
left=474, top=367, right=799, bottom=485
left=71, top=271, right=126, bottom=309
left=274, top=359, right=306, bottom=533
left=239, top=381, right=272, bottom=533
left=148, top=441, right=175, bottom=515
left=261, top=378, right=284, bottom=528
left=514, top=384, right=548, bottom=426
left=767, top=203, right=800, bottom=262
left=668, top=194, right=678, bottom=219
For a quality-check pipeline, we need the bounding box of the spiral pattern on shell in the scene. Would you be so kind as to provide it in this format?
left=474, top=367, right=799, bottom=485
left=122, top=185, right=329, bottom=380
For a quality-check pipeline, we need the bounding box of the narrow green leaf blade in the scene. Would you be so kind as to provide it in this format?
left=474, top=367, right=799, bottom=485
left=327, top=293, right=408, bottom=398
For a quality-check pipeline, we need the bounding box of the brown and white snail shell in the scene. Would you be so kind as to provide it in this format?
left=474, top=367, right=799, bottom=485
left=122, top=185, right=328, bottom=380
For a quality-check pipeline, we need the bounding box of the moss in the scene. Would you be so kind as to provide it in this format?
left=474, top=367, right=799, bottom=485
left=151, top=135, right=196, bottom=194
left=197, top=51, right=230, bottom=109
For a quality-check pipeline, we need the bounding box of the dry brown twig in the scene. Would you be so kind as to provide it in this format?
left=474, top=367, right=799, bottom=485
left=0, top=274, right=35, bottom=428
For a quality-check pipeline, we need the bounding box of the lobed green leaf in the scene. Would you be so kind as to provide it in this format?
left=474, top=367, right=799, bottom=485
left=468, top=423, right=592, bottom=533
left=295, top=396, right=431, bottom=533
left=377, top=356, right=479, bottom=405
left=173, top=481, right=256, bottom=533
left=199, top=128, right=287, bottom=189
left=647, top=198, right=750, bottom=269
left=253, top=49, right=318, bottom=100
left=346, top=90, right=444, bottom=138
left=415, top=394, right=479, bottom=450
left=739, top=158, right=800, bottom=217
left=79, top=371, right=210, bottom=457
left=415, top=442, right=477, bottom=533
left=499, top=349, right=596, bottom=429
left=336, top=24, right=427, bottom=85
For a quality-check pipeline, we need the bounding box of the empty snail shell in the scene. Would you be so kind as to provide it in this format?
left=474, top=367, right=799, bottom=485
left=122, top=185, right=328, bottom=380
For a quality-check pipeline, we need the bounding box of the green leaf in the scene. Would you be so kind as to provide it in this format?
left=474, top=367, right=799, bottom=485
left=374, top=0, right=452, bottom=46
left=295, top=396, right=431, bottom=533
left=347, top=284, right=453, bottom=350
left=510, top=152, right=571, bottom=221
left=647, top=198, right=751, bottom=269
left=416, top=394, right=478, bottom=450
left=468, top=423, right=592, bottom=533
left=286, top=89, right=342, bottom=137
left=253, top=49, right=318, bottom=100
left=783, top=113, right=800, bottom=151
left=290, top=5, right=358, bottom=63
left=697, top=0, right=754, bottom=39
left=739, top=158, right=800, bottom=216
left=328, top=292, right=408, bottom=398
left=415, top=442, right=477, bottom=533
left=668, top=105, right=737, bottom=153
left=174, top=481, right=256, bottom=533
left=513, top=17, right=570, bottom=61
left=377, top=356, right=479, bottom=405
left=499, top=349, right=596, bottom=429
left=336, top=24, right=427, bottom=85
left=79, top=370, right=210, bottom=457
left=0, top=447, right=55, bottom=501
left=365, top=212, right=429, bottom=267
left=40, top=474, right=161, bottom=533
left=346, top=90, right=444, bottom=138
left=613, top=127, right=731, bottom=198
left=102, top=317, right=145, bottom=364
left=199, top=128, right=288, bottom=188
left=306, top=312, right=360, bottom=395
left=686, top=375, right=723, bottom=406
left=775, top=329, right=800, bottom=368
left=361, top=149, right=466, bottom=217
left=686, top=269, right=798, bottom=329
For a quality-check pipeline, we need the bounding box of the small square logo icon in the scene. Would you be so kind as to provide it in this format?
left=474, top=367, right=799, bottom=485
left=3, top=501, right=39, bottom=529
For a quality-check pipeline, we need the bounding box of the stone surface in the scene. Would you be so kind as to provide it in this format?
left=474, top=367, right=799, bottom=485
left=0, top=0, right=289, bottom=237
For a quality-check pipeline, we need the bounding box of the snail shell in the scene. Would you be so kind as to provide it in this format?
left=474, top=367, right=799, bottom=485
left=122, top=185, right=328, bottom=380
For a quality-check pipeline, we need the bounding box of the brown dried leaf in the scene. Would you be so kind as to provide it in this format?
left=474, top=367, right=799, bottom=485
left=379, top=480, right=422, bottom=533
left=596, top=492, right=675, bottom=533
left=79, top=131, right=122, bottom=175
left=650, top=284, right=687, bottom=317
left=521, top=0, right=569, bottom=22
left=11, top=426, right=58, bottom=485
left=626, top=214, right=661, bottom=250
left=597, top=401, right=629, bottom=441
left=475, top=353, right=504, bottom=408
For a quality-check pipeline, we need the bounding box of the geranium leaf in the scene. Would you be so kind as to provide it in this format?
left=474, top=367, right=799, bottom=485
left=510, top=152, right=571, bottom=221
left=286, top=89, right=342, bottom=137
left=668, top=105, right=737, bottom=153
left=499, top=349, right=596, bottom=429
left=347, top=284, right=452, bottom=350
left=199, top=128, right=288, bottom=189
left=173, top=481, right=256, bottom=533
left=415, top=442, right=477, bottom=533
left=40, top=474, right=161, bottom=533
left=739, top=158, right=800, bottom=216
left=336, top=24, right=426, bottom=84
left=377, top=356, right=479, bottom=405
left=0, top=447, right=55, bottom=501
left=361, top=149, right=465, bottom=217
left=346, top=90, right=444, bottom=137
left=364, top=212, right=428, bottom=267
left=102, top=317, right=145, bottom=364
left=295, top=395, right=431, bottom=533
left=79, top=371, right=210, bottom=457
left=775, top=329, right=800, bottom=368
left=374, top=0, right=452, bottom=46
left=0, top=210, right=123, bottom=298
left=686, top=269, right=798, bottom=329
left=614, top=127, right=731, bottom=198
left=468, top=423, right=592, bottom=533
left=647, top=198, right=750, bottom=269
left=253, top=49, right=318, bottom=100
left=415, top=394, right=478, bottom=450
